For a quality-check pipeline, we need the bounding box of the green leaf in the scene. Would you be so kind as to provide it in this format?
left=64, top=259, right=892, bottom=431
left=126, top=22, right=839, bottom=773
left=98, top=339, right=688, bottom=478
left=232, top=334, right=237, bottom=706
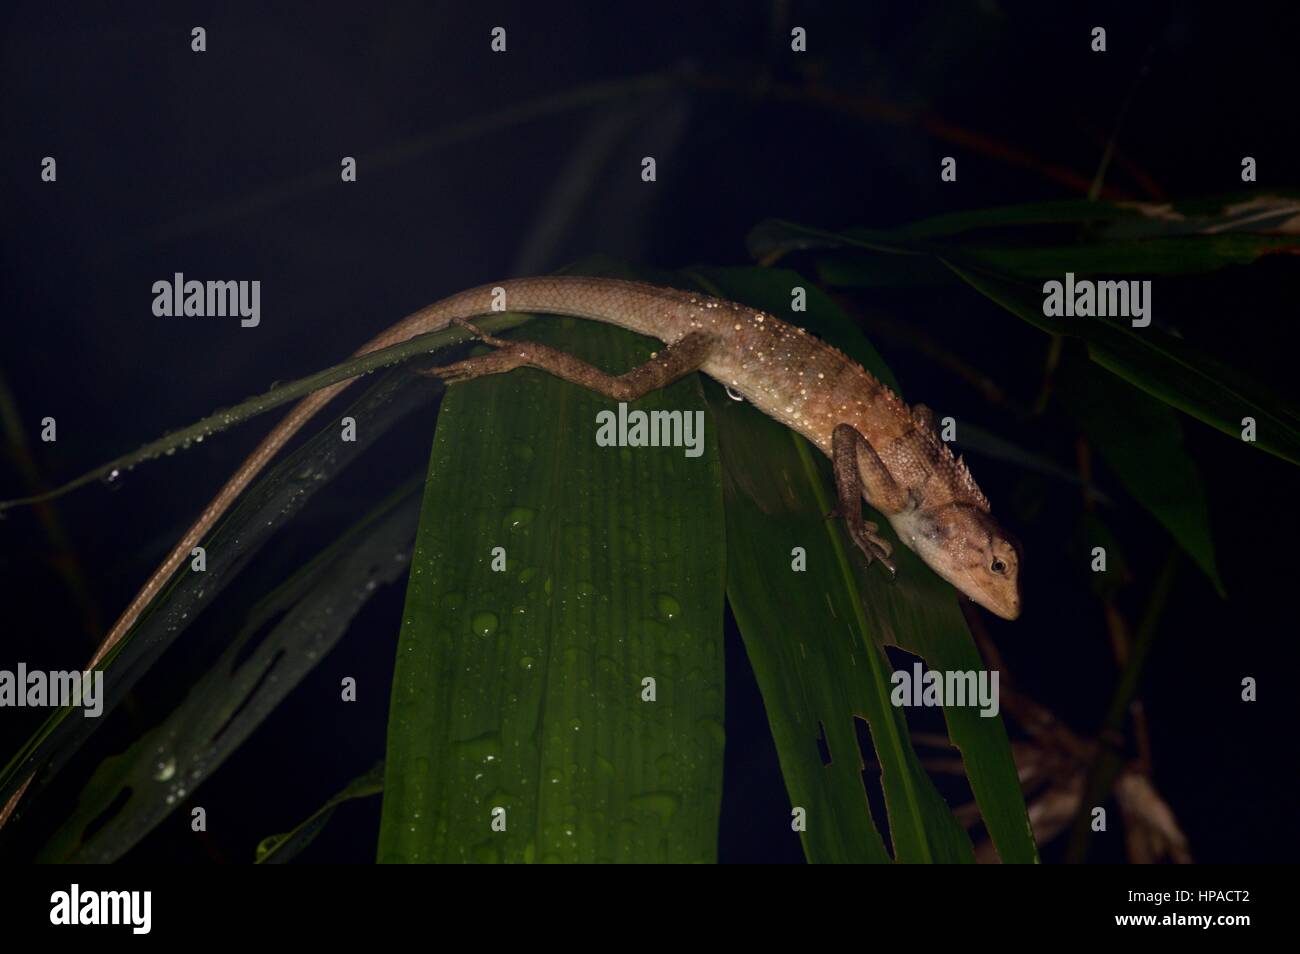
left=1056, top=355, right=1224, bottom=595
left=380, top=313, right=726, bottom=863
left=898, top=192, right=1300, bottom=240
left=747, top=219, right=924, bottom=264
left=958, top=235, right=1300, bottom=277
left=898, top=199, right=1145, bottom=238
left=257, top=763, right=385, bottom=864
left=750, top=209, right=1300, bottom=280
left=0, top=314, right=530, bottom=515
left=747, top=206, right=1300, bottom=469
left=38, top=483, right=421, bottom=862
left=690, top=267, right=1036, bottom=864
left=946, top=263, right=1300, bottom=467
left=0, top=367, right=438, bottom=826
left=710, top=390, right=968, bottom=863
left=812, top=252, right=955, bottom=288
left=849, top=539, right=1037, bottom=863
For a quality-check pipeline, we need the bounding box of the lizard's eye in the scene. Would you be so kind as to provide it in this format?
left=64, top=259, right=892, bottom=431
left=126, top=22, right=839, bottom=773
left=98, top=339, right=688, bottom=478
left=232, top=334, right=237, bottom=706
left=990, top=558, right=1007, bottom=574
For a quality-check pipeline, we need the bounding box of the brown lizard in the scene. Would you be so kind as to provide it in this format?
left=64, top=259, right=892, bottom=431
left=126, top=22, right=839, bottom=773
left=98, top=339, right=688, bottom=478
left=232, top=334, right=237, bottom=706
left=0, top=276, right=1020, bottom=827
left=94, top=274, right=1022, bottom=652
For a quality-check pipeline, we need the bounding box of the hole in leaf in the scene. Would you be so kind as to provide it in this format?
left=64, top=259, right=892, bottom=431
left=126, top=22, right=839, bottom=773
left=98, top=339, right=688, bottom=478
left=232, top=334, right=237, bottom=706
left=211, top=648, right=286, bottom=745
left=229, top=608, right=290, bottom=673
left=80, top=785, right=133, bottom=844
left=815, top=721, right=832, bottom=766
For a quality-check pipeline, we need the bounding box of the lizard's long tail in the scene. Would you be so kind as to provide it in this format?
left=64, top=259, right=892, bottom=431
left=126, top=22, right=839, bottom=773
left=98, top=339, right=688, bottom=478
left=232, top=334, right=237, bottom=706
left=92, top=276, right=688, bottom=669
left=0, top=276, right=700, bottom=831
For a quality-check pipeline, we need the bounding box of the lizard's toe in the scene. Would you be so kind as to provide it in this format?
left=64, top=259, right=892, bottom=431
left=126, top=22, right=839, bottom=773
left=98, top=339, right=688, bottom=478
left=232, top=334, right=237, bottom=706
left=848, top=529, right=877, bottom=565
left=859, top=520, right=894, bottom=559
left=422, top=364, right=471, bottom=384
left=866, top=533, right=893, bottom=560
left=849, top=526, right=896, bottom=576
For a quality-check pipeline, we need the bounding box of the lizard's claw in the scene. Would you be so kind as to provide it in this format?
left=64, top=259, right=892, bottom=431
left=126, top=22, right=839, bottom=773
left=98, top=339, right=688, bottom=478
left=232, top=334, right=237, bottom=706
left=862, top=540, right=897, bottom=578
left=862, top=521, right=893, bottom=560
left=847, top=520, right=897, bottom=577
left=421, top=349, right=527, bottom=385
left=420, top=359, right=477, bottom=385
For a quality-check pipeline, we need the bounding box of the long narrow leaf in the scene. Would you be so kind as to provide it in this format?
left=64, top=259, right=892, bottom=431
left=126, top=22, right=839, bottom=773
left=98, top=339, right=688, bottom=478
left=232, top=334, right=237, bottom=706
left=380, top=314, right=726, bottom=863
left=1056, top=356, right=1223, bottom=594
left=711, top=388, right=971, bottom=862
left=0, top=315, right=529, bottom=514
left=0, top=367, right=438, bottom=827
left=691, top=267, right=1035, bottom=863
left=39, top=486, right=420, bottom=862
left=947, top=263, right=1300, bottom=467
left=746, top=212, right=1300, bottom=468
left=257, top=763, right=385, bottom=864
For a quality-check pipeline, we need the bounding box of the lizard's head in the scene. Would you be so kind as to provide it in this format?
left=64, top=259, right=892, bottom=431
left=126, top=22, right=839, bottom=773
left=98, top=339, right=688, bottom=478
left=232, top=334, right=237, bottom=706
left=896, top=504, right=1022, bottom=620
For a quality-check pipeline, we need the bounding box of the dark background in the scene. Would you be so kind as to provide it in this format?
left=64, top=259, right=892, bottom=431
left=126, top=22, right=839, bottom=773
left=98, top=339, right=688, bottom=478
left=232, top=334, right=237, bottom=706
left=1, top=1, right=1296, bottom=863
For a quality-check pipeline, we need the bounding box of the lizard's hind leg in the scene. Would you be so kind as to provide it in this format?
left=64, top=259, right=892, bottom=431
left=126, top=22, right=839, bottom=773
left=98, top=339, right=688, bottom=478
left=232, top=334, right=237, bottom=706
left=443, top=319, right=716, bottom=401
left=423, top=347, right=528, bottom=385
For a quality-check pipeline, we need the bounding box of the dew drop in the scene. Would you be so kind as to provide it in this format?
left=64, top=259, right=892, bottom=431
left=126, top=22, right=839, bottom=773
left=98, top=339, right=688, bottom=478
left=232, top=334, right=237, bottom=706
left=503, top=506, right=535, bottom=531
left=653, top=593, right=682, bottom=622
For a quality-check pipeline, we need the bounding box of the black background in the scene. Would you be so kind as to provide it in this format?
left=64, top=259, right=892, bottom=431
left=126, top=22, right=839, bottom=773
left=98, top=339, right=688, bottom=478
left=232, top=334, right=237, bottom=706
left=1, top=1, right=1297, bottom=863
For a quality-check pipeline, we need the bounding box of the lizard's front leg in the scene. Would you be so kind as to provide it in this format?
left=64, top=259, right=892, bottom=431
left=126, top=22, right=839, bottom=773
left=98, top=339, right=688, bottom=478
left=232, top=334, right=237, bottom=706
left=427, top=320, right=717, bottom=400
left=831, top=422, right=904, bottom=573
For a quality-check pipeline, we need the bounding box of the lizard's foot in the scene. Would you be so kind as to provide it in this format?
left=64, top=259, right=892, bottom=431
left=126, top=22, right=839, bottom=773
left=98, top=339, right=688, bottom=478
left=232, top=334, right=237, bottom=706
left=862, top=521, right=893, bottom=560
left=422, top=349, right=526, bottom=385
left=847, top=520, right=897, bottom=576
left=825, top=509, right=896, bottom=575
left=451, top=317, right=511, bottom=348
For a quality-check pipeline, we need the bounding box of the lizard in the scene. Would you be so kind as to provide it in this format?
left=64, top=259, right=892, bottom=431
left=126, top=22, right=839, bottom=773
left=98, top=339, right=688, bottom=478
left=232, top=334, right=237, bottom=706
left=0, top=276, right=1020, bottom=828
left=96, top=274, right=1026, bottom=657
left=426, top=279, right=1021, bottom=620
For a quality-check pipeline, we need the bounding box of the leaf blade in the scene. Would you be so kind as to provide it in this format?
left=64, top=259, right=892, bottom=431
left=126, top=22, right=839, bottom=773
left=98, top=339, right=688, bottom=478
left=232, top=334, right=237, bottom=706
left=691, top=266, right=1035, bottom=863
left=379, top=315, right=726, bottom=863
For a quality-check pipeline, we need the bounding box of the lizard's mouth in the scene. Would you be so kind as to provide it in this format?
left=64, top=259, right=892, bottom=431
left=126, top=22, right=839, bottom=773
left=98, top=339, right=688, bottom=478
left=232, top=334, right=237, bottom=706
left=985, top=594, right=1021, bottom=621
left=967, top=583, right=1020, bottom=621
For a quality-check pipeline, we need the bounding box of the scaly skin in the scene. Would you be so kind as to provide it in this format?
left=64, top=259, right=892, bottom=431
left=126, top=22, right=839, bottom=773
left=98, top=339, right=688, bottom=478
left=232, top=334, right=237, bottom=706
left=93, top=276, right=1020, bottom=670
